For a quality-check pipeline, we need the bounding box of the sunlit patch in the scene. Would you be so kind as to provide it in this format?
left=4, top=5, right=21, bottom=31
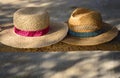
left=83, top=71, right=98, bottom=78
left=40, top=60, right=56, bottom=69
left=0, top=0, right=18, bottom=4
left=9, top=67, right=19, bottom=73
left=16, top=71, right=29, bottom=76
left=59, top=52, right=82, bottom=61
left=42, top=52, right=60, bottom=59
left=25, top=65, right=37, bottom=70
left=100, top=61, right=119, bottom=70
left=3, top=63, right=12, bottom=67
left=39, top=2, right=53, bottom=7
left=25, top=4, right=38, bottom=7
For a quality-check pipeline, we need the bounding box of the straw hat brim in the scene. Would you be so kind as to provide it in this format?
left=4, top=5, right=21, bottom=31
left=62, top=23, right=118, bottom=46
left=0, top=21, right=68, bottom=48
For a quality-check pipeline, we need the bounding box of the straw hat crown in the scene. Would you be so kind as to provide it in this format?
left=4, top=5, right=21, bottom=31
left=14, top=7, right=49, bottom=31
left=69, top=8, right=103, bottom=32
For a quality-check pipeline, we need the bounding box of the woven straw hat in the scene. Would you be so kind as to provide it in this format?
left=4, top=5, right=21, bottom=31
left=0, top=7, right=68, bottom=48
left=62, top=8, right=118, bottom=46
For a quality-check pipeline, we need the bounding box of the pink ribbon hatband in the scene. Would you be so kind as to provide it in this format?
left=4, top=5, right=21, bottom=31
left=14, top=26, right=49, bottom=37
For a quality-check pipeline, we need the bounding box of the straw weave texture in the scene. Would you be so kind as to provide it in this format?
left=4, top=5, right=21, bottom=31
left=0, top=7, right=68, bottom=48
left=63, top=8, right=118, bottom=46
left=69, top=8, right=102, bottom=32
left=63, top=23, right=118, bottom=46
left=0, top=21, right=68, bottom=48
left=14, top=7, right=49, bottom=31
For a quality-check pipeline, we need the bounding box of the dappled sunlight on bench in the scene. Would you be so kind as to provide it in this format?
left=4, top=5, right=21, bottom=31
left=0, top=51, right=120, bottom=78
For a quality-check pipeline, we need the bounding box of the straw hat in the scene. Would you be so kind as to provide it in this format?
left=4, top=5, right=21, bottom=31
left=0, top=7, right=68, bottom=48
left=62, top=8, right=118, bottom=46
